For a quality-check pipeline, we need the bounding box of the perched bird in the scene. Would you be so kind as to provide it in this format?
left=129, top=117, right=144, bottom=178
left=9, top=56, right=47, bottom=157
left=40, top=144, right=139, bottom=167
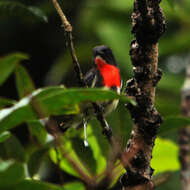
left=50, top=45, right=121, bottom=141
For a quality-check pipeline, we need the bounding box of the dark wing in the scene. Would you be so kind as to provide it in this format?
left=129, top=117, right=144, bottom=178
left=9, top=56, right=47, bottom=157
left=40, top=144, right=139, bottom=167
left=84, top=67, right=102, bottom=87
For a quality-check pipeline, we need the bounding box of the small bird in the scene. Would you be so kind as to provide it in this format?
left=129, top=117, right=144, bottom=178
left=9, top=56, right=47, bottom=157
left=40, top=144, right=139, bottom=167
left=50, top=45, right=121, bottom=142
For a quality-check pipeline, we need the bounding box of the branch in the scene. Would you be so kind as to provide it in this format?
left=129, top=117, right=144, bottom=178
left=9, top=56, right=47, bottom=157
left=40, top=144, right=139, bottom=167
left=121, top=0, right=166, bottom=189
left=179, top=65, right=190, bottom=190
left=51, top=0, right=115, bottom=144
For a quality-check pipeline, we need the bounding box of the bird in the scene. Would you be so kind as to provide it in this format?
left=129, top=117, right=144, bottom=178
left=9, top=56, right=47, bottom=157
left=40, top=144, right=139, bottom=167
left=49, top=45, right=121, bottom=143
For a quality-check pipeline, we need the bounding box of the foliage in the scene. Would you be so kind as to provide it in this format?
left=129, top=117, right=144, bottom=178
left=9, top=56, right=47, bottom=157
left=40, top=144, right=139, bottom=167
left=0, top=0, right=190, bottom=189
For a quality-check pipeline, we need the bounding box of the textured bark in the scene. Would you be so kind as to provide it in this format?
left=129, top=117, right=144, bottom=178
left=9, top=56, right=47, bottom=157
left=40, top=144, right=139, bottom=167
left=179, top=66, right=190, bottom=190
left=121, top=0, right=165, bottom=189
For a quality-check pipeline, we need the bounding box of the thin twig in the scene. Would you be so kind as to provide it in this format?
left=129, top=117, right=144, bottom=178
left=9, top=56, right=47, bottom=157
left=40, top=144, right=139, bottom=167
left=51, top=0, right=114, bottom=143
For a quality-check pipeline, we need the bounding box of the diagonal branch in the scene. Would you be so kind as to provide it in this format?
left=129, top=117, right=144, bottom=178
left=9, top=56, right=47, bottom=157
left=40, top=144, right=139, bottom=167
left=121, top=0, right=166, bottom=189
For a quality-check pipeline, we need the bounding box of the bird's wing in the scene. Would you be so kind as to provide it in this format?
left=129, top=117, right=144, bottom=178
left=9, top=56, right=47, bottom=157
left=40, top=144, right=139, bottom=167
left=84, top=67, right=102, bottom=88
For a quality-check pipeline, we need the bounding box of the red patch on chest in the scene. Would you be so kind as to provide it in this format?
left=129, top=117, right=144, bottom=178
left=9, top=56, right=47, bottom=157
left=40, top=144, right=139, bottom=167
left=95, top=57, right=121, bottom=87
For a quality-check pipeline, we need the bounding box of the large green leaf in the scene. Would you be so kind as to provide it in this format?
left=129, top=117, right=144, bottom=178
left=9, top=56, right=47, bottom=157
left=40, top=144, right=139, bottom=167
left=0, top=162, right=25, bottom=188
left=11, top=179, right=64, bottom=190
left=15, top=64, right=35, bottom=98
left=151, top=137, right=180, bottom=174
left=34, top=87, right=135, bottom=105
left=0, top=97, right=37, bottom=134
left=86, top=124, right=107, bottom=174
left=0, top=1, right=47, bottom=23
left=0, top=53, right=29, bottom=86
left=159, top=116, right=190, bottom=135
left=0, top=87, right=134, bottom=133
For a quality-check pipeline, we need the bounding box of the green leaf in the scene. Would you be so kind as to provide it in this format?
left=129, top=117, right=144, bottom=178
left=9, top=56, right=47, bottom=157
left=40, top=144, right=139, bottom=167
left=4, top=135, right=26, bottom=162
left=12, top=179, right=64, bottom=190
left=28, top=147, right=49, bottom=177
left=0, top=97, right=37, bottom=134
left=49, top=148, right=79, bottom=177
left=87, top=123, right=107, bottom=173
left=0, top=162, right=25, bottom=188
left=0, top=1, right=48, bottom=23
left=71, top=137, right=97, bottom=174
left=27, top=120, right=47, bottom=145
left=64, top=182, right=85, bottom=190
left=0, top=53, right=29, bottom=86
left=0, top=87, right=134, bottom=134
left=34, top=87, right=135, bottom=105
left=0, top=97, right=16, bottom=109
left=15, top=64, right=35, bottom=98
left=151, top=137, right=180, bottom=174
left=0, top=131, right=10, bottom=143
left=159, top=116, right=190, bottom=135
left=49, top=138, right=91, bottom=178
left=90, top=120, right=110, bottom=159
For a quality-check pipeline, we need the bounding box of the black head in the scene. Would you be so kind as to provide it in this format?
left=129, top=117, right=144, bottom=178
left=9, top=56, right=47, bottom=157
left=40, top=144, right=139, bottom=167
left=93, top=45, right=117, bottom=66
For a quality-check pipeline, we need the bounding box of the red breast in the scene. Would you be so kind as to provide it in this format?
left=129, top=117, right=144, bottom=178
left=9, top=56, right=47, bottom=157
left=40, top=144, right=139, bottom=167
left=95, top=57, right=121, bottom=88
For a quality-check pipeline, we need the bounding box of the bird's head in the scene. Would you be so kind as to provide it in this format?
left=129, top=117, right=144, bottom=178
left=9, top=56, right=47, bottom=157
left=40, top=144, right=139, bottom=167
left=93, top=45, right=117, bottom=66
left=92, top=45, right=121, bottom=88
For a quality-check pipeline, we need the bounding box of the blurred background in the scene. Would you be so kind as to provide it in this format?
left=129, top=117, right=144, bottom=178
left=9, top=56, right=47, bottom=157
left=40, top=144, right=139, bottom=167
left=1, top=0, right=190, bottom=189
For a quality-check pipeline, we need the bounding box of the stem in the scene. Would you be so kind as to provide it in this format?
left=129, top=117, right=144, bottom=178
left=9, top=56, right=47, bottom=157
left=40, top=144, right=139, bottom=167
left=121, top=0, right=165, bottom=189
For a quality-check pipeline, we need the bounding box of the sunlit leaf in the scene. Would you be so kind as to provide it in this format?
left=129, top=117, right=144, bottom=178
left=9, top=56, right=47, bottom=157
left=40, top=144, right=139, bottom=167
left=49, top=148, right=79, bottom=177
left=86, top=124, right=107, bottom=174
left=151, top=137, right=180, bottom=174
left=0, top=53, right=29, bottom=86
left=49, top=137, right=92, bottom=178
